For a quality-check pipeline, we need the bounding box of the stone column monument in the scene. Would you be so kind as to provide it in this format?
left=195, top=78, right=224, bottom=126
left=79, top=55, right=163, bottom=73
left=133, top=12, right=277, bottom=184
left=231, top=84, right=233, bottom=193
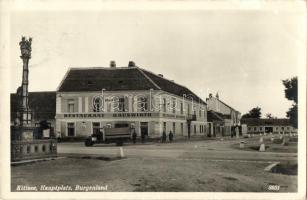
left=19, top=36, right=33, bottom=126
left=11, top=36, right=57, bottom=162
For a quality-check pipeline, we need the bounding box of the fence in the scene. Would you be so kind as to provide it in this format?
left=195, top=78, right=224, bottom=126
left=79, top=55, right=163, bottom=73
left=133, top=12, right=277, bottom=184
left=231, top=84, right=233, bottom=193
left=11, top=139, right=57, bottom=162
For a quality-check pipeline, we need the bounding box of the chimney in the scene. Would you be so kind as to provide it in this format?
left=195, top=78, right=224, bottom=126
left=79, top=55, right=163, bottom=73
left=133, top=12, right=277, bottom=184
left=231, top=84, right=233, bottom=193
left=110, top=61, right=116, bottom=68
left=128, top=61, right=135, bottom=67
left=209, top=93, right=213, bottom=98
left=216, top=92, right=219, bottom=99
left=158, top=74, right=163, bottom=78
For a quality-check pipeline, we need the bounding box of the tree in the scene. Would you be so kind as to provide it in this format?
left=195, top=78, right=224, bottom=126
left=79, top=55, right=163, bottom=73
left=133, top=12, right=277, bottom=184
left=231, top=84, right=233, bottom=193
left=242, top=106, right=262, bottom=119
left=283, top=77, right=298, bottom=128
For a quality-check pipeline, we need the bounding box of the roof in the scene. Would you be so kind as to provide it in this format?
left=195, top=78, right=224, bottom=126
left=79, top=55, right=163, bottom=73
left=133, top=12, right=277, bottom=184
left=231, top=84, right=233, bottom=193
left=207, top=110, right=224, bottom=122
left=11, top=91, right=56, bottom=122
left=57, top=66, right=206, bottom=105
left=241, top=118, right=292, bottom=126
left=207, top=96, right=240, bottom=114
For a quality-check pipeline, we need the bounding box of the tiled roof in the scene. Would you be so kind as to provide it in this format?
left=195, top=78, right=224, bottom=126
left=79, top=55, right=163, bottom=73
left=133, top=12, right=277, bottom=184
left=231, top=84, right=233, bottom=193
left=140, top=68, right=206, bottom=104
left=241, top=118, right=292, bottom=126
left=58, top=66, right=206, bottom=105
left=11, top=91, right=56, bottom=122
left=58, top=67, right=157, bottom=92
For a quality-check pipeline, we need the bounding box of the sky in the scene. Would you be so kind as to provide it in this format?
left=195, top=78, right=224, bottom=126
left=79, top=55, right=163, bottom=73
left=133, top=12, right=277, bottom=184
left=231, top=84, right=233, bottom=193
left=9, top=5, right=304, bottom=118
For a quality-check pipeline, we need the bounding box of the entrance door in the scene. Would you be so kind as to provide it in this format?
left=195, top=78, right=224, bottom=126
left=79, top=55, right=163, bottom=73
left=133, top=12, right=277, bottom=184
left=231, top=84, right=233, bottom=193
left=140, top=122, right=148, bottom=137
left=187, top=123, right=191, bottom=138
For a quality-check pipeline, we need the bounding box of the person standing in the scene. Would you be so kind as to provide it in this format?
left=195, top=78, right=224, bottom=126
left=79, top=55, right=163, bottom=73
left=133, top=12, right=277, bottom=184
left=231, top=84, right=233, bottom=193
left=162, top=131, right=166, bottom=143
left=132, top=129, right=137, bottom=144
left=169, top=130, right=173, bottom=143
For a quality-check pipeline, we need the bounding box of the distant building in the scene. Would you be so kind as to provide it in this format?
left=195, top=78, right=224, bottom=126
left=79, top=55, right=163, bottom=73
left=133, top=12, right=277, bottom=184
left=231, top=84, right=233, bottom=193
left=241, top=118, right=297, bottom=134
left=206, top=93, right=241, bottom=136
left=55, top=61, right=208, bottom=139
left=10, top=91, right=56, bottom=127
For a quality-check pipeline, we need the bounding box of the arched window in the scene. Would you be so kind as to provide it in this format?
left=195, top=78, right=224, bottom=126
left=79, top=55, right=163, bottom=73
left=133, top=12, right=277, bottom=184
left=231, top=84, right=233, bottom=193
left=93, top=96, right=103, bottom=112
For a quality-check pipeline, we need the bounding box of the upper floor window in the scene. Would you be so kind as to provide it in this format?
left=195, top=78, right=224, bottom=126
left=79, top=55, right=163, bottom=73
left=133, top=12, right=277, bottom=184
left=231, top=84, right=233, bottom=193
left=199, top=109, right=202, bottom=117
left=180, top=102, right=183, bottom=114
left=172, top=98, right=176, bottom=114
left=68, top=99, right=75, bottom=113
left=163, top=98, right=166, bottom=112
left=93, top=97, right=102, bottom=112
left=113, top=96, right=128, bottom=112
left=138, top=96, right=148, bottom=112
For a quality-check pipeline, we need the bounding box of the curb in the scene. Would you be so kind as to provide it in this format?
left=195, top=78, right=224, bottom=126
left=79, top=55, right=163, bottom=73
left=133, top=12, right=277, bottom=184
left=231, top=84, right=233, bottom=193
left=264, top=162, right=280, bottom=172
left=11, top=156, right=65, bottom=166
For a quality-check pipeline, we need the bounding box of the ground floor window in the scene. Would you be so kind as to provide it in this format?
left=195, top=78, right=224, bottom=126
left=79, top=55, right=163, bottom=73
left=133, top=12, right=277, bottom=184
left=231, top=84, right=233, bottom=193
left=194, top=125, right=196, bottom=134
left=67, top=123, right=75, bottom=136
left=92, top=122, right=100, bottom=134
left=173, top=122, right=176, bottom=134
left=181, top=123, right=183, bottom=134
left=163, top=122, right=166, bottom=133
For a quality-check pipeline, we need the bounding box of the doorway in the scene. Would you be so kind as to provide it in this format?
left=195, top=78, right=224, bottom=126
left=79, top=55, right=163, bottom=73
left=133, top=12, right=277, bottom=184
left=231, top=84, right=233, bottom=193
left=140, top=122, right=148, bottom=141
left=187, top=123, right=191, bottom=139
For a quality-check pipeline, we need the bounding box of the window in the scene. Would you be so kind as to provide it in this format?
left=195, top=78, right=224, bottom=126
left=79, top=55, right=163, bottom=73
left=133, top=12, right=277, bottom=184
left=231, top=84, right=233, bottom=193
left=254, top=127, right=256, bottom=131
left=67, top=123, right=75, bottom=136
left=276, top=127, right=279, bottom=130
left=180, top=102, right=183, bottom=114
left=287, top=127, right=290, bottom=130
left=194, top=125, right=196, bottom=134
left=281, top=127, right=284, bottom=131
left=68, top=100, right=75, bottom=113
left=92, top=122, right=100, bottom=134
left=118, top=97, right=126, bottom=112
left=187, top=104, right=190, bottom=115
left=260, top=127, right=263, bottom=131
left=163, top=98, right=166, bottom=112
left=181, top=123, right=183, bottom=134
left=200, top=125, right=202, bottom=133
left=248, top=127, right=251, bottom=131
left=171, top=98, right=176, bottom=114
left=173, top=122, right=176, bottom=134
left=137, top=96, right=148, bottom=112
left=93, top=97, right=102, bottom=112
left=163, top=122, right=166, bottom=133
left=199, top=110, right=201, bottom=118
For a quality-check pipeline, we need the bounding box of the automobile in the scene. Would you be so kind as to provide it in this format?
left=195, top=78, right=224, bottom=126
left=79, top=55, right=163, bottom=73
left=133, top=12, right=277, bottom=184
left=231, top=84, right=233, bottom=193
left=84, top=123, right=132, bottom=146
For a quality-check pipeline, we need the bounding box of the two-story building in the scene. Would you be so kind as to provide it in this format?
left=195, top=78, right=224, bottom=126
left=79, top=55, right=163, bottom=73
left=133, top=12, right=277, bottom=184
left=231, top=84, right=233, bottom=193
left=55, top=61, right=208, bottom=139
left=206, top=93, right=241, bottom=137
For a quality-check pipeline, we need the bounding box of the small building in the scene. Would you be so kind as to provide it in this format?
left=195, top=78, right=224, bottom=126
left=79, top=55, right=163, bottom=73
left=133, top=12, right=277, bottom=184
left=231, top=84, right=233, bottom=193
left=206, top=93, right=241, bottom=136
left=241, top=118, right=297, bottom=134
left=11, top=91, right=56, bottom=128
left=55, top=62, right=208, bottom=139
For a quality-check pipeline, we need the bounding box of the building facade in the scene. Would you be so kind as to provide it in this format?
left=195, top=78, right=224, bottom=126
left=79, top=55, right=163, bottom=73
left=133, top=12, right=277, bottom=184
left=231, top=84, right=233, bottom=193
left=206, top=93, right=241, bottom=136
left=11, top=91, right=56, bottom=128
left=241, top=118, right=297, bottom=134
left=55, top=62, right=208, bottom=139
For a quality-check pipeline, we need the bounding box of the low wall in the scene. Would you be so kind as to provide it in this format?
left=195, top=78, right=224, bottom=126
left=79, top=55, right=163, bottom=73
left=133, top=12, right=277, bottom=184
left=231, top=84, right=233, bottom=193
left=11, top=139, right=57, bottom=162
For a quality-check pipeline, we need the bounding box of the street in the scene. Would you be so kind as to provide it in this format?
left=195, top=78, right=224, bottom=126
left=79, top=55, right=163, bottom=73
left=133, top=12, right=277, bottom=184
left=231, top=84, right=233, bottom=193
left=11, top=136, right=297, bottom=192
